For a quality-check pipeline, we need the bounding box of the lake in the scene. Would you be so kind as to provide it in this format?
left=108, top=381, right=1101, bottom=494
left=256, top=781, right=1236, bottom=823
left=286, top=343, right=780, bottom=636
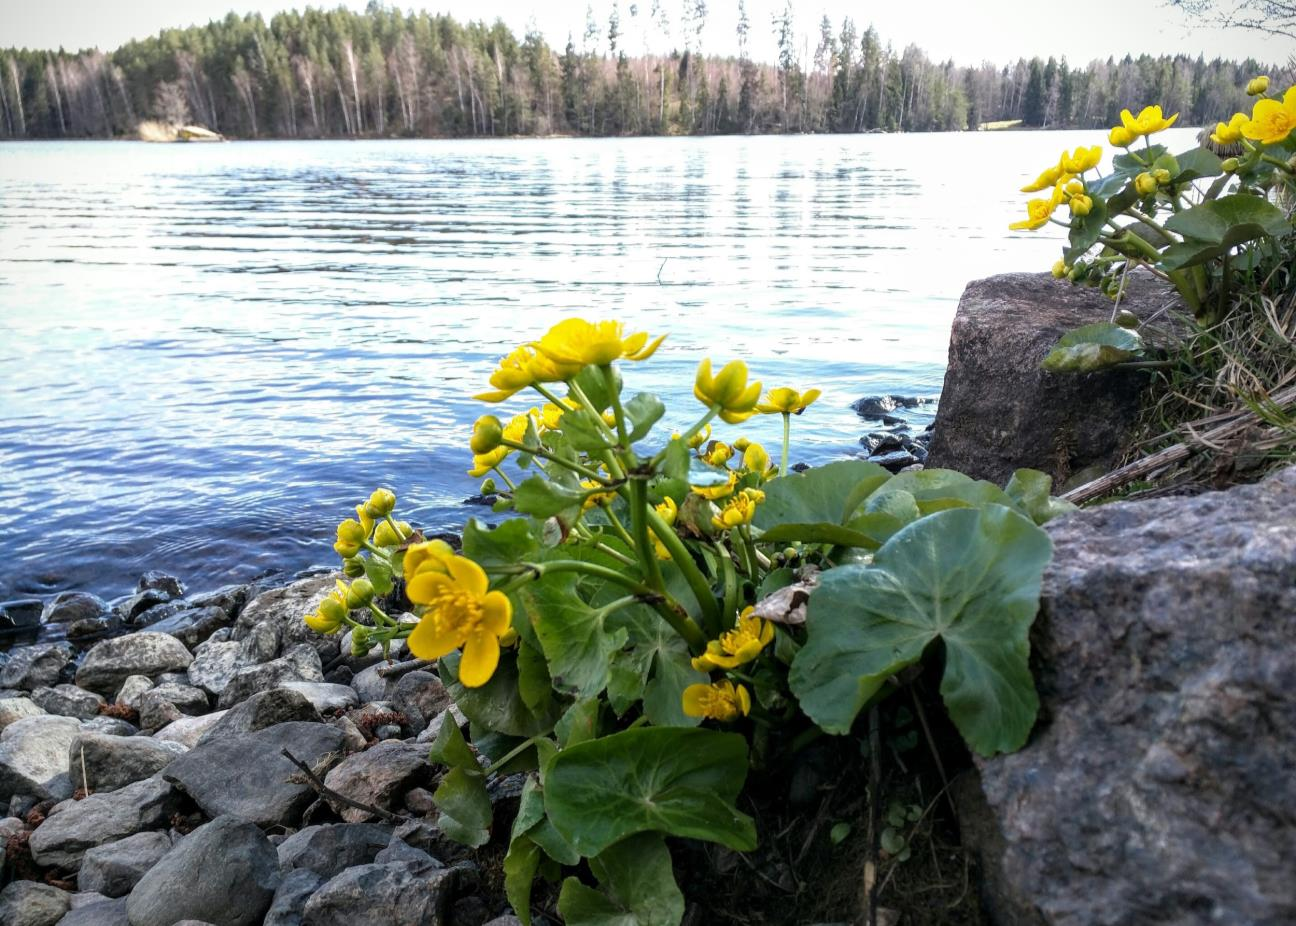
left=0, top=130, right=1200, bottom=600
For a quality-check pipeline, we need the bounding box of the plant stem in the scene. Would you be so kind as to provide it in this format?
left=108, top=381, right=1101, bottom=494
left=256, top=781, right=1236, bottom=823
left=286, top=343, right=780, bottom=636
left=602, top=364, right=631, bottom=453
left=499, top=439, right=610, bottom=482
left=490, top=466, right=516, bottom=491
left=602, top=505, right=637, bottom=549
left=482, top=733, right=547, bottom=777
left=629, top=478, right=666, bottom=592
left=779, top=413, right=791, bottom=478
left=646, top=507, right=722, bottom=633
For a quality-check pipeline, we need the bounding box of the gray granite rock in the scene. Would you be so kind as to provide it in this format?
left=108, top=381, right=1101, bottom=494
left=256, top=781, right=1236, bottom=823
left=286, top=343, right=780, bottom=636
left=55, top=896, right=130, bottom=926
left=126, top=816, right=280, bottom=926
left=201, top=688, right=322, bottom=742
left=0, top=695, right=46, bottom=731
left=231, top=574, right=342, bottom=660
left=276, top=822, right=392, bottom=879
left=32, top=685, right=105, bottom=721
left=279, top=681, right=360, bottom=713
left=961, top=466, right=1296, bottom=926
left=152, top=711, right=227, bottom=749
left=0, top=643, right=74, bottom=691
left=28, top=775, right=175, bottom=869
left=163, top=721, right=343, bottom=828
left=77, top=716, right=138, bottom=737
left=68, top=732, right=183, bottom=794
left=145, top=606, right=231, bottom=650
left=0, top=880, right=72, bottom=926
left=0, top=714, right=80, bottom=803
left=374, top=835, right=440, bottom=868
left=113, top=675, right=153, bottom=709
left=42, top=592, right=109, bottom=625
left=75, top=634, right=193, bottom=698
left=390, top=671, right=452, bottom=735
left=186, top=641, right=243, bottom=697
left=188, top=584, right=252, bottom=620
left=300, top=861, right=454, bottom=926
left=263, top=869, right=325, bottom=926
left=218, top=645, right=324, bottom=709
left=76, top=829, right=172, bottom=897
left=323, top=741, right=431, bottom=824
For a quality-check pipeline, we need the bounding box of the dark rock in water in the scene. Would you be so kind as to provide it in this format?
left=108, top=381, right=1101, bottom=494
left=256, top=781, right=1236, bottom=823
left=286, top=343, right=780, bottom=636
left=860, top=431, right=905, bottom=454
left=0, top=643, right=73, bottom=690
left=69, top=732, right=183, bottom=793
left=28, top=775, right=176, bottom=869
left=77, top=829, right=172, bottom=897
left=323, top=741, right=432, bottom=823
left=146, top=606, right=231, bottom=650
left=0, top=879, right=72, bottom=926
left=31, top=684, right=104, bottom=721
left=0, top=714, right=80, bottom=803
left=119, top=588, right=178, bottom=623
left=40, top=592, right=106, bottom=625
left=301, top=861, right=455, bottom=926
left=277, top=822, right=393, bottom=879
left=188, top=583, right=253, bottom=620
left=880, top=414, right=905, bottom=426
left=960, top=466, right=1296, bottom=926
left=131, top=600, right=191, bottom=629
left=137, top=571, right=185, bottom=599
left=127, top=815, right=280, bottom=926
left=927, top=271, right=1182, bottom=486
left=203, top=688, right=322, bottom=742
left=218, top=645, right=324, bottom=709
left=463, top=493, right=500, bottom=507
left=264, top=869, right=325, bottom=926
left=164, top=721, right=343, bottom=827
left=66, top=617, right=117, bottom=645
left=76, top=634, right=193, bottom=698
left=791, top=462, right=811, bottom=473
left=868, top=450, right=920, bottom=472
left=0, top=599, right=44, bottom=640
left=851, top=395, right=899, bottom=418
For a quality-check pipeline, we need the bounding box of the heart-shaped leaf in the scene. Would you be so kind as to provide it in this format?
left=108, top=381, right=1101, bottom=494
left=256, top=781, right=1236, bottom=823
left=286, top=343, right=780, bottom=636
left=520, top=575, right=629, bottom=699
left=1041, top=322, right=1144, bottom=372
left=558, top=832, right=685, bottom=926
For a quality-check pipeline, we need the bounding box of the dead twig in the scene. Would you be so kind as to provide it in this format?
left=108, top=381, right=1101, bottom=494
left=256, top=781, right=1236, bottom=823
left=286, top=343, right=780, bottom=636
left=376, top=657, right=433, bottom=679
left=281, top=748, right=410, bottom=824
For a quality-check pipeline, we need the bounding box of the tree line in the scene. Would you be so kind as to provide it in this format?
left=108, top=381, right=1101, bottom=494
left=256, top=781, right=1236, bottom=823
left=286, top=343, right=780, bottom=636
left=0, top=2, right=1284, bottom=140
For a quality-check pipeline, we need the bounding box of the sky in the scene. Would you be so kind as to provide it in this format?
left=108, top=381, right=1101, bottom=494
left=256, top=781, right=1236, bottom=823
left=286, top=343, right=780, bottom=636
left=1, top=0, right=1293, bottom=66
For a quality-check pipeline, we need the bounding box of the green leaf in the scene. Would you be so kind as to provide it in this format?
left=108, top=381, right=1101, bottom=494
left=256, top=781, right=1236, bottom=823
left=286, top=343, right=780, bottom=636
left=606, top=602, right=706, bottom=723
left=513, top=476, right=589, bottom=519
left=1003, top=469, right=1076, bottom=524
left=504, top=835, right=543, bottom=926
left=434, top=766, right=493, bottom=847
left=561, top=409, right=616, bottom=452
left=1064, top=195, right=1109, bottom=264
left=753, top=460, right=891, bottom=543
left=1041, top=322, right=1145, bottom=373
left=558, top=833, right=685, bottom=926
left=516, top=639, right=555, bottom=714
left=427, top=708, right=478, bottom=770
left=789, top=505, right=1052, bottom=756
left=574, top=364, right=620, bottom=412
left=463, top=518, right=540, bottom=566
left=757, top=521, right=881, bottom=548
left=642, top=647, right=708, bottom=727
left=546, top=727, right=757, bottom=855
left=660, top=437, right=690, bottom=482
left=362, top=556, right=394, bottom=597
left=521, top=575, right=628, bottom=699
left=1171, top=147, right=1223, bottom=183
left=624, top=393, right=666, bottom=443
left=1163, top=193, right=1291, bottom=245
left=441, top=649, right=564, bottom=738
left=556, top=697, right=603, bottom=748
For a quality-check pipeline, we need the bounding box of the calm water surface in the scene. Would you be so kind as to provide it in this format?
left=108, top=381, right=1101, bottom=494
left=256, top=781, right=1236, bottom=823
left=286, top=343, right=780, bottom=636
left=0, top=131, right=1200, bottom=599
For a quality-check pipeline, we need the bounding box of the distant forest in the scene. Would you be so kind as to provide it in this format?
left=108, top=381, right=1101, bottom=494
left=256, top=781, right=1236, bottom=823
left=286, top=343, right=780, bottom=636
left=0, top=2, right=1285, bottom=140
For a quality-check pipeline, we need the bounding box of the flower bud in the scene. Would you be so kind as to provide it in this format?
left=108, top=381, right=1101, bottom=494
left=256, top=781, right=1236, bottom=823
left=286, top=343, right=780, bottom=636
left=1115, top=310, right=1139, bottom=329
left=345, top=577, right=375, bottom=609
left=1108, top=126, right=1135, bottom=148
left=363, top=488, right=397, bottom=518
left=1068, top=194, right=1093, bottom=217
left=469, top=415, right=504, bottom=454
left=1068, top=262, right=1088, bottom=283
left=342, top=557, right=366, bottom=578
left=1134, top=172, right=1158, bottom=197
left=1221, top=157, right=1239, bottom=173
left=1051, top=259, right=1068, bottom=279
left=1246, top=75, right=1269, bottom=96
left=333, top=519, right=368, bottom=558
left=374, top=520, right=407, bottom=547
left=479, top=478, right=498, bottom=495
left=1152, top=168, right=1171, bottom=185
left=350, top=625, right=373, bottom=656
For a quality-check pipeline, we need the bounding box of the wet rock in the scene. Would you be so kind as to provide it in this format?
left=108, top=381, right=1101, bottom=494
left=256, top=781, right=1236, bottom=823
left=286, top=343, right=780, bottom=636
left=202, top=688, right=322, bottom=742
left=0, top=695, right=46, bottom=731
left=860, top=431, right=905, bottom=454
left=75, top=634, right=193, bottom=698
left=264, top=869, right=325, bottom=926
left=391, top=671, right=453, bottom=735
left=0, top=599, right=43, bottom=643
left=145, top=606, right=230, bottom=650
left=32, top=685, right=105, bottom=721
left=56, top=896, right=130, bottom=926
left=851, top=395, right=900, bottom=418
left=113, top=675, right=153, bottom=709
left=119, top=588, right=177, bottom=623
left=77, top=829, right=172, bottom=897
left=0, top=880, right=72, bottom=926
left=323, top=741, right=432, bottom=824
left=68, top=732, right=183, bottom=794
left=217, top=645, right=324, bottom=709
left=41, top=592, right=108, bottom=625
left=301, top=861, right=455, bottom=926
left=277, top=822, right=393, bottom=879
left=127, top=816, right=280, bottom=926
left=868, top=449, right=921, bottom=472
left=65, top=617, right=117, bottom=646
left=961, top=466, right=1296, bottom=926
left=138, top=571, right=185, bottom=598
left=0, top=714, right=80, bottom=803
left=28, top=775, right=175, bottom=869
left=188, top=584, right=252, bottom=621
left=186, top=640, right=242, bottom=697
left=163, top=721, right=343, bottom=828
left=153, top=711, right=227, bottom=749
left=132, top=600, right=191, bottom=629
left=0, top=643, right=74, bottom=691
left=279, top=681, right=360, bottom=713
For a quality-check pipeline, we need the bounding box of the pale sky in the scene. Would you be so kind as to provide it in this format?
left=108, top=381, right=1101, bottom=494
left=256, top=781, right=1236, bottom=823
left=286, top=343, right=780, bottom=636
left=1, top=0, right=1293, bottom=66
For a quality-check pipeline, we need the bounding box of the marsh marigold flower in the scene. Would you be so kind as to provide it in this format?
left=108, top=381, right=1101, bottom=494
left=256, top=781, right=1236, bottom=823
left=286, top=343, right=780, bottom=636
left=1242, top=86, right=1296, bottom=145
left=700, top=442, right=734, bottom=467
left=1059, top=145, right=1102, bottom=175
left=535, top=319, right=665, bottom=367
left=694, top=358, right=762, bottom=423
left=692, top=470, right=738, bottom=501
left=404, top=539, right=455, bottom=582
left=467, top=447, right=509, bottom=478
left=334, top=519, right=369, bottom=558
left=304, top=580, right=350, bottom=634
left=580, top=480, right=617, bottom=510
left=1135, top=171, right=1158, bottom=196
left=1020, top=164, right=1066, bottom=193
left=1119, top=105, right=1179, bottom=138
left=1211, top=112, right=1248, bottom=146
left=373, top=519, right=411, bottom=547
left=1009, top=186, right=1063, bottom=231
left=652, top=497, right=678, bottom=559
left=363, top=488, right=396, bottom=519
left=756, top=386, right=822, bottom=415
left=1247, top=75, right=1270, bottom=96
left=470, top=415, right=504, bottom=454
left=406, top=554, right=512, bottom=687
left=476, top=346, right=582, bottom=403
left=682, top=680, right=751, bottom=721
left=692, top=607, right=774, bottom=671
left=711, top=487, right=765, bottom=531
left=1108, top=125, right=1135, bottom=147
left=742, top=442, right=772, bottom=476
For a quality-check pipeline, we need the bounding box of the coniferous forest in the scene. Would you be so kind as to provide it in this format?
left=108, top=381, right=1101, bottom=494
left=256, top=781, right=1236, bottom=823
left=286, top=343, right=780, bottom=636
left=0, top=2, right=1285, bottom=140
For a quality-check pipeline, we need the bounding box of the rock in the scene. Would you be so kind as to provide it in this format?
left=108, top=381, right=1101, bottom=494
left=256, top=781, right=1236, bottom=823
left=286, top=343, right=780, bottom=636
left=416, top=705, right=467, bottom=745
left=301, top=861, right=455, bottom=926
left=135, top=694, right=182, bottom=732
left=0, top=599, right=43, bottom=642
left=867, top=449, right=920, bottom=472
left=132, top=600, right=191, bottom=629
left=163, top=721, right=343, bottom=827
left=77, top=829, right=172, bottom=897
left=0, top=695, right=46, bottom=731
left=144, top=606, right=230, bottom=650
left=126, top=816, right=280, bottom=926
left=218, top=645, right=324, bottom=709
left=66, top=618, right=116, bottom=645
left=279, top=681, right=360, bottom=713
left=69, top=732, right=183, bottom=793
left=0, top=643, right=74, bottom=691
left=263, top=869, right=325, bottom=926
left=78, top=716, right=138, bottom=737
left=0, top=714, right=80, bottom=802
left=232, top=575, right=342, bottom=660
left=322, top=741, right=432, bottom=824
left=28, top=775, right=175, bottom=869
left=483, top=917, right=523, bottom=926
left=186, top=641, right=243, bottom=697
left=850, top=395, right=900, bottom=418
left=375, top=836, right=439, bottom=867
left=277, top=822, right=393, bottom=878
left=32, top=685, right=105, bottom=721
left=961, top=466, right=1296, bottom=926
left=138, top=571, right=184, bottom=597
left=333, top=715, right=368, bottom=752
left=202, top=688, right=322, bottom=742
left=927, top=271, right=1180, bottom=486
left=349, top=663, right=397, bottom=703
left=152, top=711, right=227, bottom=749
left=0, top=880, right=72, bottom=926
left=118, top=588, right=176, bottom=623
left=861, top=431, right=905, bottom=453
left=238, top=621, right=279, bottom=665
left=391, top=671, right=453, bottom=735
left=42, top=592, right=109, bottom=625
left=188, top=584, right=252, bottom=620
left=137, top=683, right=208, bottom=730
left=75, top=634, right=193, bottom=698
left=56, top=896, right=130, bottom=926
left=403, top=787, right=435, bottom=815
left=114, top=675, right=154, bottom=709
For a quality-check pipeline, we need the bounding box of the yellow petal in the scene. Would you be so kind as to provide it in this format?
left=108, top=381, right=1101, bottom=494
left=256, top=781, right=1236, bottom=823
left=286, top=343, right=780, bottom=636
left=446, top=555, right=489, bottom=597
left=459, top=631, right=501, bottom=687
left=481, top=591, right=512, bottom=636
left=681, top=684, right=711, bottom=717
left=407, top=613, right=462, bottom=660
left=628, top=333, right=666, bottom=361
left=735, top=684, right=751, bottom=716
left=406, top=570, right=451, bottom=606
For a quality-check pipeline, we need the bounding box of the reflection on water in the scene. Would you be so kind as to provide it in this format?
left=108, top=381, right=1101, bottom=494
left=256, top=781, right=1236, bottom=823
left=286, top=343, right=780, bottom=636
left=0, top=130, right=1200, bottom=598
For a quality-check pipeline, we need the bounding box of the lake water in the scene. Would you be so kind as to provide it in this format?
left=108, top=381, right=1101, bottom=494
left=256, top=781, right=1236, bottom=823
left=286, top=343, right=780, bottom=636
left=0, top=130, right=1201, bottom=600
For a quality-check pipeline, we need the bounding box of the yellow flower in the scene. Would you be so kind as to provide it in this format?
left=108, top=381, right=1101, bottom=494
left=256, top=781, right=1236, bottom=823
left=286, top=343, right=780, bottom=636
left=741, top=442, right=772, bottom=476
left=580, top=480, right=617, bottom=510
left=1020, top=164, right=1066, bottom=193
left=475, top=346, right=536, bottom=403
left=406, top=554, right=512, bottom=687
left=1059, top=145, right=1102, bottom=175
left=687, top=424, right=711, bottom=450
left=692, top=470, right=737, bottom=501
left=1151, top=168, right=1171, bottom=185
left=467, top=447, right=509, bottom=478
left=1108, top=125, right=1135, bottom=147
left=363, top=488, right=396, bottom=518
left=404, top=539, right=455, bottom=582
left=1241, top=86, right=1296, bottom=145
left=1119, top=104, right=1179, bottom=138
left=652, top=497, right=678, bottom=559
left=343, top=577, right=374, bottom=609
left=503, top=413, right=532, bottom=445
left=354, top=504, right=375, bottom=538
left=534, top=319, right=665, bottom=367
left=700, top=442, right=733, bottom=467
left=694, top=359, right=762, bottom=424
left=756, top=386, right=822, bottom=415
left=1210, top=112, right=1249, bottom=145
left=692, top=607, right=774, bottom=671
left=374, top=520, right=411, bottom=547
left=1008, top=190, right=1061, bottom=231
left=1247, top=75, right=1270, bottom=96
left=1068, top=194, right=1093, bottom=217
left=682, top=680, right=751, bottom=722
left=1134, top=171, right=1158, bottom=196
left=304, top=580, right=350, bottom=634
left=470, top=415, right=504, bottom=454
left=1051, top=259, right=1068, bottom=279
left=333, top=519, right=369, bottom=558
left=539, top=398, right=579, bottom=431
left=711, top=487, right=764, bottom=532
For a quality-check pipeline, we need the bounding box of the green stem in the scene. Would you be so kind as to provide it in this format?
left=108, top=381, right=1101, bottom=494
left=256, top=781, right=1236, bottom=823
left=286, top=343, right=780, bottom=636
left=713, top=541, right=738, bottom=632
left=499, top=439, right=610, bottom=482
left=368, top=602, right=395, bottom=629
left=482, top=733, right=547, bottom=777
left=652, top=406, right=719, bottom=467
left=602, top=364, right=632, bottom=453
left=383, top=515, right=408, bottom=542
left=1260, top=153, right=1296, bottom=173
left=361, top=541, right=393, bottom=561
left=602, top=506, right=636, bottom=549
left=491, top=466, right=516, bottom=491
left=739, top=525, right=762, bottom=579
left=779, top=413, right=790, bottom=478
left=646, top=507, right=722, bottom=633
left=629, top=478, right=666, bottom=592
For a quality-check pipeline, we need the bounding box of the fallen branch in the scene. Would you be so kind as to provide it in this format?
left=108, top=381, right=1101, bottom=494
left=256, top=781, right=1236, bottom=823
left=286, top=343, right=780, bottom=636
left=281, top=748, right=410, bottom=824
left=377, top=657, right=434, bottom=679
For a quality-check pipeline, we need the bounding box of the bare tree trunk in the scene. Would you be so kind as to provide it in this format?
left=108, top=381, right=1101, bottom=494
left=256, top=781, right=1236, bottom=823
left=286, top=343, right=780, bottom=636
left=7, top=58, right=25, bottom=136
left=47, top=58, right=67, bottom=134
left=335, top=76, right=353, bottom=134
left=343, top=40, right=363, bottom=133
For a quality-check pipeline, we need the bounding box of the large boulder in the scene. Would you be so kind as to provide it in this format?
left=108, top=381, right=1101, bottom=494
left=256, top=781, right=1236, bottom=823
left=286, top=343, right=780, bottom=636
left=28, top=775, right=175, bottom=870
left=217, top=645, right=324, bottom=709
left=0, top=643, right=74, bottom=691
left=68, top=731, right=184, bottom=793
left=276, top=822, right=393, bottom=879
left=0, top=714, right=80, bottom=803
left=0, top=880, right=72, bottom=926
left=76, top=829, right=172, bottom=897
left=231, top=574, right=342, bottom=659
left=960, top=466, right=1296, bottom=925
left=301, top=860, right=455, bottom=926
left=75, top=634, right=193, bottom=697
left=200, top=688, right=322, bottom=742
left=322, top=741, right=432, bottom=823
left=927, top=272, right=1181, bottom=487
left=0, top=696, right=46, bottom=731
